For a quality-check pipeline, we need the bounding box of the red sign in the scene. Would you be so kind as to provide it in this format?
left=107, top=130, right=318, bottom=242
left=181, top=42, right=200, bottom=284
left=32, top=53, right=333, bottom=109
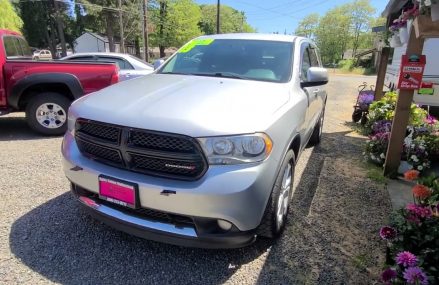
left=398, top=55, right=426, bottom=90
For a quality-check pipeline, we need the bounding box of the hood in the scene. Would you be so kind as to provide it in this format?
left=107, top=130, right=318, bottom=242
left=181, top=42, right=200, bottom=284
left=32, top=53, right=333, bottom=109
left=71, top=74, right=290, bottom=137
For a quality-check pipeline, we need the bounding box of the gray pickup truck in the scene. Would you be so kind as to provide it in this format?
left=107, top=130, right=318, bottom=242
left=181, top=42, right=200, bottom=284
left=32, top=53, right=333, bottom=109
left=62, top=33, right=328, bottom=248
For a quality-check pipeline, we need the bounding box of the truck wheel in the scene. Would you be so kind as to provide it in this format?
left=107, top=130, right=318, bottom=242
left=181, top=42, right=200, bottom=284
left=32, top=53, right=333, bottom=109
left=308, top=106, right=325, bottom=146
left=25, top=92, right=71, bottom=136
left=257, top=150, right=295, bottom=238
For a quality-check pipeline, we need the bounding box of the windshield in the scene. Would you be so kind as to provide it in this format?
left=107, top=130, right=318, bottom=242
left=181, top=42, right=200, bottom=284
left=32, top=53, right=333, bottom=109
left=158, top=39, right=293, bottom=83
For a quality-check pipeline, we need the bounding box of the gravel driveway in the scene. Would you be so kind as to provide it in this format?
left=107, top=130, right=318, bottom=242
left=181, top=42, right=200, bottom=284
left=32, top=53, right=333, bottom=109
left=0, top=74, right=391, bottom=284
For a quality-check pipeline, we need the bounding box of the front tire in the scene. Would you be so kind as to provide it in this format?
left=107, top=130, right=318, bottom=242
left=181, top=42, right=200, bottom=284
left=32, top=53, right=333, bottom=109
left=308, top=107, right=325, bottom=146
left=25, top=92, right=71, bottom=135
left=257, top=150, right=295, bottom=238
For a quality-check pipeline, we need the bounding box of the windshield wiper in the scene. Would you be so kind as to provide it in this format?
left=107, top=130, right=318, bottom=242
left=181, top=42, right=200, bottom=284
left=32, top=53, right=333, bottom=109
left=161, top=71, right=248, bottom=80
left=188, top=72, right=248, bottom=80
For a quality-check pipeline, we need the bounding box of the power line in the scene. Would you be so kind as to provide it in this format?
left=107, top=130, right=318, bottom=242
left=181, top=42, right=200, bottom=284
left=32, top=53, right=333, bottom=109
left=247, top=0, right=331, bottom=21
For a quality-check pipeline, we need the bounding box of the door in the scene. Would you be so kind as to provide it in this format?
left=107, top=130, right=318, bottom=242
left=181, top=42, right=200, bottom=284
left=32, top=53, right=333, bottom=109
left=308, top=44, right=326, bottom=116
left=299, top=42, right=320, bottom=139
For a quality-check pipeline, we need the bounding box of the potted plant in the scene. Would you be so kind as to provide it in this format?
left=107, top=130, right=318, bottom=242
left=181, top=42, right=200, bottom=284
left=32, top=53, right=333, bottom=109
left=414, top=0, right=439, bottom=37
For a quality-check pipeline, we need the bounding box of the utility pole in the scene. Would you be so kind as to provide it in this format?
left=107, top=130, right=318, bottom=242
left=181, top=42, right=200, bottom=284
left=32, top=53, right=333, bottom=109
left=216, top=0, right=220, bottom=34
left=143, top=0, right=149, bottom=61
left=118, top=0, right=125, bottom=53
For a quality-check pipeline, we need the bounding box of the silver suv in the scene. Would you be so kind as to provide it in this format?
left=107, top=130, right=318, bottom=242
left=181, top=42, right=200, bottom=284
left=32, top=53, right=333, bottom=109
left=62, top=34, right=328, bottom=248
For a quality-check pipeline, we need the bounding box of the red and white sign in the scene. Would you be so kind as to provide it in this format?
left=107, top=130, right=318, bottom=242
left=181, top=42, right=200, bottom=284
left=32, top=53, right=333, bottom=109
left=398, top=55, right=426, bottom=90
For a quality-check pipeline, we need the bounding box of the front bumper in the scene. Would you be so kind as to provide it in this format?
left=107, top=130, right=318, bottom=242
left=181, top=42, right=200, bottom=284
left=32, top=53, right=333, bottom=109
left=62, top=132, right=279, bottom=247
left=72, top=184, right=256, bottom=248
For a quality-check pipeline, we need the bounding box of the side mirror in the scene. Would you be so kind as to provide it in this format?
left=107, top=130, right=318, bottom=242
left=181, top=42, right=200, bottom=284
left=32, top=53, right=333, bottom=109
left=301, top=67, right=329, bottom=87
left=154, top=59, right=165, bottom=70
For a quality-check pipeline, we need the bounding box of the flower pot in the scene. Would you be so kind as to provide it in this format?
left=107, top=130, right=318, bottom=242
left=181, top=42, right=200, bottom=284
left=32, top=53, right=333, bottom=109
left=413, top=15, right=439, bottom=38
left=431, top=3, right=439, bottom=22
left=389, top=33, right=402, bottom=47
left=398, top=160, right=413, bottom=175
left=399, top=27, right=409, bottom=44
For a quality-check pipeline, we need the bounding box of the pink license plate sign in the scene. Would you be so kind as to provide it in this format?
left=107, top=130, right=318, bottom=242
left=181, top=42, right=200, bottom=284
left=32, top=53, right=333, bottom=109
left=99, top=176, right=137, bottom=208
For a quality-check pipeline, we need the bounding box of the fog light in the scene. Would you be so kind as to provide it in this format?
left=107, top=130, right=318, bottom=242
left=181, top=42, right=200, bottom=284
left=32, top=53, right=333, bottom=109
left=217, top=219, right=232, bottom=231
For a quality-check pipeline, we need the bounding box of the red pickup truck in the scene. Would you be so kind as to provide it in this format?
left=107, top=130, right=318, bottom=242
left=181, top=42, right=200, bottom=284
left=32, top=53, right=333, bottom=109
left=0, top=29, right=119, bottom=135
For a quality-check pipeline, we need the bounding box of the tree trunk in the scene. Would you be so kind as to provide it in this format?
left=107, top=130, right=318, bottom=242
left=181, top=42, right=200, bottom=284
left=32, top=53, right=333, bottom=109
left=53, top=0, right=67, bottom=57
left=158, top=1, right=166, bottom=58
left=105, top=12, right=115, bottom=52
left=135, top=36, right=141, bottom=58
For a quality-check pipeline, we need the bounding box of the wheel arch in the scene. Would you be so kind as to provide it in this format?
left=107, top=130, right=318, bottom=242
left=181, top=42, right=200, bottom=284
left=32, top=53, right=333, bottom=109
left=9, top=73, right=84, bottom=110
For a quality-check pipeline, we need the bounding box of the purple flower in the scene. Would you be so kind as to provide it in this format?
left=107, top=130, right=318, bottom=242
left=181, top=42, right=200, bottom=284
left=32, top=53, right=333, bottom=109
left=396, top=251, right=418, bottom=267
left=381, top=268, right=397, bottom=284
left=425, top=115, right=437, bottom=125
left=403, top=267, right=429, bottom=284
left=372, top=120, right=392, bottom=134
left=406, top=204, right=432, bottom=219
left=379, top=226, right=397, bottom=240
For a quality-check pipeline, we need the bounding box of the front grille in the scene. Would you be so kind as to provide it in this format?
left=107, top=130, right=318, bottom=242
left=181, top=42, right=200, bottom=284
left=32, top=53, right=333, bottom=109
left=75, top=119, right=208, bottom=180
left=131, top=153, right=205, bottom=178
left=76, top=120, right=121, bottom=144
left=76, top=138, right=123, bottom=165
left=129, top=131, right=196, bottom=153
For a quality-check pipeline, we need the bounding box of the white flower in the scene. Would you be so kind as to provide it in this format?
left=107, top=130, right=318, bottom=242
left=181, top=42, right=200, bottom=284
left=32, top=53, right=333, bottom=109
left=380, top=153, right=386, bottom=159
left=418, top=165, right=424, bottom=171
left=411, top=155, right=419, bottom=162
left=371, top=155, right=376, bottom=160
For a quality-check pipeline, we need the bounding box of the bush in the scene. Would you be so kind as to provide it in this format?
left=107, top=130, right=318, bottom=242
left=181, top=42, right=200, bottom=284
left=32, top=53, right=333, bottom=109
left=338, top=59, right=356, bottom=71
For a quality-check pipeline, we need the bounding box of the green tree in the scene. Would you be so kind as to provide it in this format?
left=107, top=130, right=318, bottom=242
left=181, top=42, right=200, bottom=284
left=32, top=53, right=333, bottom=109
left=295, top=13, right=319, bottom=39
left=198, top=4, right=255, bottom=35
left=0, top=0, right=23, bottom=32
left=315, top=5, right=351, bottom=64
left=347, top=0, right=375, bottom=56
left=150, top=0, right=202, bottom=57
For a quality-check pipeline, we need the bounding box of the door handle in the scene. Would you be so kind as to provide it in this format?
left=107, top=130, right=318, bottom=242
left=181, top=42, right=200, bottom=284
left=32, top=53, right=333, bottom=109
left=313, top=89, right=319, bottom=97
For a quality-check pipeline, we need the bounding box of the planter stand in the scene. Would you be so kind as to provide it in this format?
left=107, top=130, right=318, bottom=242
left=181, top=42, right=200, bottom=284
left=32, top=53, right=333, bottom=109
left=413, top=15, right=439, bottom=38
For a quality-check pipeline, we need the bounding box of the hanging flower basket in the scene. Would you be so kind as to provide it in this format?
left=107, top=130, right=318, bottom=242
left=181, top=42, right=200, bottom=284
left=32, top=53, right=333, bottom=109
left=413, top=15, right=439, bottom=38
left=389, top=33, right=402, bottom=47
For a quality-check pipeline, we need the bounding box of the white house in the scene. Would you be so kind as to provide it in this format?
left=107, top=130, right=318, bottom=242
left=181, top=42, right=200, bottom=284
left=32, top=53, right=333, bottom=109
left=73, top=32, right=136, bottom=55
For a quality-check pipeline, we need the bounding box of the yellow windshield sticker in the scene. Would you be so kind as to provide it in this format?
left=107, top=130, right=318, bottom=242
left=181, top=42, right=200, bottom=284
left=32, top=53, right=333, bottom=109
left=179, top=39, right=214, bottom=53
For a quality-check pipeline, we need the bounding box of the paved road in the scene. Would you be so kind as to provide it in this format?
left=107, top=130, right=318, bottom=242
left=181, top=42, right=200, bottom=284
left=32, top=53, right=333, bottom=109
left=0, top=74, right=388, bottom=284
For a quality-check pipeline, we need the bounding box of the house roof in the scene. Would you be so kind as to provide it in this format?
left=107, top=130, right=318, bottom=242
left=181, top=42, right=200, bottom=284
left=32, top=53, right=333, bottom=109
left=382, top=0, right=408, bottom=17
left=80, top=32, right=134, bottom=46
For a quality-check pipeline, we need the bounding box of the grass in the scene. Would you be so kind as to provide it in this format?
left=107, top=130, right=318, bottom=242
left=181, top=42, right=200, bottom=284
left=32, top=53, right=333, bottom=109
left=352, top=254, right=372, bottom=271
left=366, top=163, right=388, bottom=184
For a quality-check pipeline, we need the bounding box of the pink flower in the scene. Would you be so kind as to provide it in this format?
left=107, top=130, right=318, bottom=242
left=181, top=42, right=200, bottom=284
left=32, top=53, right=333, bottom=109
left=396, top=251, right=418, bottom=267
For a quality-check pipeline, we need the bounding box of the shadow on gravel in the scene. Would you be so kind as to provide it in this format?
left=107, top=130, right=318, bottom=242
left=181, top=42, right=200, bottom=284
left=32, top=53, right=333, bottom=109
left=0, top=115, right=57, bottom=141
left=255, top=131, right=388, bottom=284
left=9, top=191, right=271, bottom=285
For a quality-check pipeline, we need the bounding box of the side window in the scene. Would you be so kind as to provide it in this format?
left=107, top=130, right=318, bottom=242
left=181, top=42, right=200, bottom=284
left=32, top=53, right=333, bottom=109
left=309, top=46, right=320, bottom=67
left=96, top=57, right=129, bottom=69
left=67, top=56, right=95, bottom=61
left=18, top=38, right=32, bottom=57
left=300, top=44, right=312, bottom=82
left=4, top=37, right=19, bottom=57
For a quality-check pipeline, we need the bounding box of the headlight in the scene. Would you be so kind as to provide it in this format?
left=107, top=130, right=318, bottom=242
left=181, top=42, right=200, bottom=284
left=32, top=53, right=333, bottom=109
left=197, top=133, right=273, bottom=165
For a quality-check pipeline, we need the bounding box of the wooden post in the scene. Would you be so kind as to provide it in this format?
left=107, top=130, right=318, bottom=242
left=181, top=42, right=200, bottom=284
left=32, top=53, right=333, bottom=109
left=374, top=47, right=391, bottom=101
left=383, top=27, right=424, bottom=176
